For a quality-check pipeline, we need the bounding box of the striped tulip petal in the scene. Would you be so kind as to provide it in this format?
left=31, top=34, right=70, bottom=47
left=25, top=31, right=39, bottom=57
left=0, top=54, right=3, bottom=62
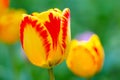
left=66, top=34, right=104, bottom=77
left=20, top=8, right=70, bottom=68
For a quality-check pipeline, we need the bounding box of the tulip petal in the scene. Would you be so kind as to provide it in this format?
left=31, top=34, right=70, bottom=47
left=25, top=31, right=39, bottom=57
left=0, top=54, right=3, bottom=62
left=89, top=34, right=104, bottom=72
left=43, top=8, right=70, bottom=66
left=0, top=0, right=9, bottom=12
left=42, top=9, right=63, bottom=66
left=20, top=16, right=52, bottom=67
left=61, top=8, right=70, bottom=49
left=44, top=12, right=61, bottom=49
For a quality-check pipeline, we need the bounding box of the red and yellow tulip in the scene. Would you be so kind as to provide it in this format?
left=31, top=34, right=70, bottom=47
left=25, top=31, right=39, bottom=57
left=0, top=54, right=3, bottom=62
left=20, top=8, right=71, bottom=68
left=66, top=34, right=104, bottom=78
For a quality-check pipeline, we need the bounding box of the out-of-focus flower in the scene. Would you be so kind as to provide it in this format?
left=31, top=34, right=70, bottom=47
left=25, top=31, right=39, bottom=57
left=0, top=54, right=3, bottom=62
left=20, top=8, right=71, bottom=68
left=66, top=33, right=104, bottom=78
left=0, top=9, right=25, bottom=43
left=0, top=0, right=9, bottom=13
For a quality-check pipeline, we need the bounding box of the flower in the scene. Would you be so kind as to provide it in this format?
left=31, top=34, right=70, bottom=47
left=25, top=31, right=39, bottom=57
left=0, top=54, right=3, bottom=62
left=20, top=8, right=71, bottom=68
left=0, top=0, right=9, bottom=13
left=66, top=34, right=104, bottom=78
left=0, top=9, right=25, bottom=43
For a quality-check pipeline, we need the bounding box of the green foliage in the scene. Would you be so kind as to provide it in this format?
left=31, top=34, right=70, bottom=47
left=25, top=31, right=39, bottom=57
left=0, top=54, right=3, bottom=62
left=0, top=0, right=120, bottom=80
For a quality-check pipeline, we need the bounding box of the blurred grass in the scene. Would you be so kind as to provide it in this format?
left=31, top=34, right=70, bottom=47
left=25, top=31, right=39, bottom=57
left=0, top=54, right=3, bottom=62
left=0, top=0, right=120, bottom=80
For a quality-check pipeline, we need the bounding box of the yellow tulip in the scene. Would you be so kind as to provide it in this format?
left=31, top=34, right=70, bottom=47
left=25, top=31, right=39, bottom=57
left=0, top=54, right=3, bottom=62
left=0, top=9, right=25, bottom=43
left=66, top=34, right=104, bottom=78
left=20, top=8, right=71, bottom=68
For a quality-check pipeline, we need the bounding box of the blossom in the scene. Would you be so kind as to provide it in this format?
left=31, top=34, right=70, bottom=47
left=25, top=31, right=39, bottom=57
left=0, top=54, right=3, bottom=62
left=66, top=34, right=104, bottom=77
left=0, top=0, right=9, bottom=13
left=0, top=9, right=25, bottom=43
left=20, top=8, right=71, bottom=68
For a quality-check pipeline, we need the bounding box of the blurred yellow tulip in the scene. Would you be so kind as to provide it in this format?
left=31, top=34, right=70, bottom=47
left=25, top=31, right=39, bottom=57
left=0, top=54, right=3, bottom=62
left=66, top=34, right=104, bottom=78
left=0, top=9, right=25, bottom=43
left=20, top=8, right=71, bottom=68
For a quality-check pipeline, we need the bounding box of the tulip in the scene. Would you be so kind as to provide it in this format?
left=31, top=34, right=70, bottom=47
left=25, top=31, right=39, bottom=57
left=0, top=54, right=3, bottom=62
left=20, top=8, right=70, bottom=80
left=0, top=9, right=25, bottom=44
left=20, top=8, right=71, bottom=68
left=66, top=34, right=104, bottom=78
left=0, top=0, right=9, bottom=13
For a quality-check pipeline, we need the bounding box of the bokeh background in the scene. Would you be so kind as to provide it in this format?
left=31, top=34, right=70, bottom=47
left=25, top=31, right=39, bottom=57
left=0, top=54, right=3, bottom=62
left=0, top=0, right=120, bottom=80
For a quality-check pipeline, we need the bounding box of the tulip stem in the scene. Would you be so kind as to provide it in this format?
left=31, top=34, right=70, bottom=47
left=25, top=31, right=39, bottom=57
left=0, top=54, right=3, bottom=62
left=48, top=68, right=55, bottom=80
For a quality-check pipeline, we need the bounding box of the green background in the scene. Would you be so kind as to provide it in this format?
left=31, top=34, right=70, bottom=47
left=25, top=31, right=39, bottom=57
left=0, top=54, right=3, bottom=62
left=0, top=0, right=120, bottom=80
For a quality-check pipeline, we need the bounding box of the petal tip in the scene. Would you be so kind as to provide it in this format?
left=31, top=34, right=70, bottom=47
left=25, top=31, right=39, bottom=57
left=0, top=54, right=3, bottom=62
left=63, top=8, right=70, bottom=19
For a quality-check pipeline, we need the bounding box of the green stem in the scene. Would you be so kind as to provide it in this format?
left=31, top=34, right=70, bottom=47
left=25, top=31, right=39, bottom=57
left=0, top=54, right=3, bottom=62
left=48, top=68, right=55, bottom=80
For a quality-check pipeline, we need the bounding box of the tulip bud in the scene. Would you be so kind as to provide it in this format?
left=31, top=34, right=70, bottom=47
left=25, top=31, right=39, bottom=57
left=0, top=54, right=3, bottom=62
left=20, top=8, right=71, bottom=68
left=66, top=34, right=104, bottom=78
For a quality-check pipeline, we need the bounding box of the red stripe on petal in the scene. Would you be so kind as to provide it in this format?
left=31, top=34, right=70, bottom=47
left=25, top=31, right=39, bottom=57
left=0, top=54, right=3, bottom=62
left=62, top=9, right=70, bottom=49
left=92, top=41, right=100, bottom=56
left=93, top=47, right=99, bottom=56
left=44, top=13, right=60, bottom=49
left=62, top=17, right=67, bottom=49
left=36, top=25, right=51, bottom=59
left=20, top=16, right=29, bottom=46
left=20, top=16, right=51, bottom=59
left=20, top=16, right=38, bottom=46
left=63, top=9, right=70, bottom=19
